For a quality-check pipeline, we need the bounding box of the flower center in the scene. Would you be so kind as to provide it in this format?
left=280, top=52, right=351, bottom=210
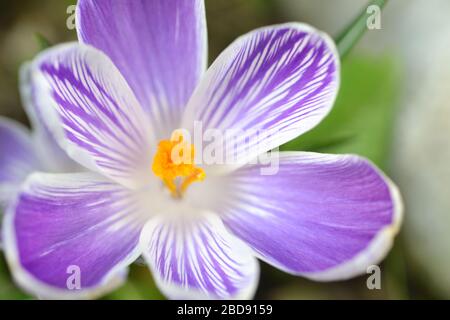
left=152, top=130, right=205, bottom=198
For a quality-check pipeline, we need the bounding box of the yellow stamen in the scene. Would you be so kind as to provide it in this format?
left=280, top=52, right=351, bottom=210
left=152, top=130, right=205, bottom=198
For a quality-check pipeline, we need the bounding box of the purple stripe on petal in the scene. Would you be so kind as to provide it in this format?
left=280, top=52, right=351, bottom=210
left=220, top=152, right=402, bottom=280
left=31, top=44, right=154, bottom=188
left=141, top=214, right=259, bottom=299
left=3, top=172, right=145, bottom=299
left=182, top=23, right=339, bottom=165
left=0, top=118, right=41, bottom=208
left=19, top=63, right=79, bottom=173
left=77, top=0, right=207, bottom=139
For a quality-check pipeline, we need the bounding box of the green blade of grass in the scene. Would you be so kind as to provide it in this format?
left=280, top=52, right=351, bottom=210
left=335, top=0, right=388, bottom=59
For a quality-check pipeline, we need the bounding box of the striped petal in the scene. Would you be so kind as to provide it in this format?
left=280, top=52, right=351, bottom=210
left=0, top=117, right=41, bottom=208
left=182, top=23, right=339, bottom=167
left=220, top=152, right=402, bottom=280
left=140, top=213, right=259, bottom=299
left=30, top=43, right=154, bottom=188
left=19, top=63, right=79, bottom=173
left=3, top=172, right=145, bottom=299
left=77, top=0, right=207, bottom=139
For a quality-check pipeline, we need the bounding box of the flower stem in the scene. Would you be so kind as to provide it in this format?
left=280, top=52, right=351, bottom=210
left=335, top=0, right=388, bottom=59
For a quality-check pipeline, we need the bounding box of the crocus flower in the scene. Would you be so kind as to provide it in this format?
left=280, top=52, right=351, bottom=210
left=3, top=0, right=402, bottom=300
left=0, top=66, right=78, bottom=215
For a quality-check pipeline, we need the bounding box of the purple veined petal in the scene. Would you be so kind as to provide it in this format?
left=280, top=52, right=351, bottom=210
left=140, top=213, right=259, bottom=299
left=19, top=63, right=80, bottom=173
left=30, top=43, right=155, bottom=189
left=219, top=152, right=403, bottom=280
left=181, top=23, right=339, bottom=169
left=77, top=0, right=208, bottom=139
left=2, top=172, right=146, bottom=299
left=0, top=117, right=42, bottom=209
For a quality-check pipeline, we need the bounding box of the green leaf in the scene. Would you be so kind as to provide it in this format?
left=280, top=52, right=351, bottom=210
left=35, top=33, right=52, bottom=51
left=280, top=55, right=401, bottom=169
left=103, top=264, right=164, bottom=300
left=335, top=0, right=388, bottom=59
left=0, top=256, right=30, bottom=300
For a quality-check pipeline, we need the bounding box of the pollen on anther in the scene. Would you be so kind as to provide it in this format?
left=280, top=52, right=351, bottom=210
left=152, top=131, right=205, bottom=197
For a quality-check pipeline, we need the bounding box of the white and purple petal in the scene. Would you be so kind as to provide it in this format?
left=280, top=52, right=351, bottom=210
left=19, top=63, right=79, bottom=173
left=77, top=0, right=208, bottom=138
left=219, top=152, right=402, bottom=280
left=141, top=213, right=259, bottom=299
left=30, top=43, right=154, bottom=189
left=0, top=117, right=42, bottom=208
left=182, top=23, right=339, bottom=167
left=3, top=172, right=146, bottom=299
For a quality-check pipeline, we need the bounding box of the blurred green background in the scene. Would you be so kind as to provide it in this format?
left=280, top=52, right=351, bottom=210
left=1, top=0, right=449, bottom=300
